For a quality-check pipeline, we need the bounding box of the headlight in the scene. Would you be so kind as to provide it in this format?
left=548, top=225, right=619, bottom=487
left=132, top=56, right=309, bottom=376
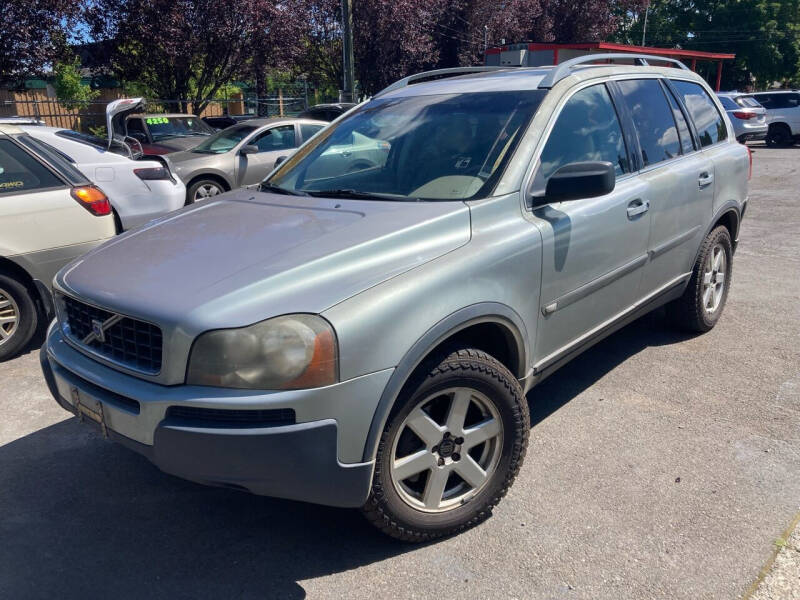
left=186, top=314, right=338, bottom=390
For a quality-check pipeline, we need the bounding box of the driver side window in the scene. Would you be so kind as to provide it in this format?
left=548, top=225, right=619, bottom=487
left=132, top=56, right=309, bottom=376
left=252, top=125, right=297, bottom=152
left=536, top=84, right=629, bottom=187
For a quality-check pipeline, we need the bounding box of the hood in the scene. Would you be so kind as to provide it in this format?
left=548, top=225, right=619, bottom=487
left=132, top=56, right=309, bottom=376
left=147, top=136, right=208, bottom=153
left=106, top=97, right=145, bottom=146
left=57, top=189, right=471, bottom=335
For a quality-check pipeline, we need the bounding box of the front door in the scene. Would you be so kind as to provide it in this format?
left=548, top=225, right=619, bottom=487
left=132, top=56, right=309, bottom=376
left=236, top=124, right=299, bottom=187
left=528, top=83, right=651, bottom=368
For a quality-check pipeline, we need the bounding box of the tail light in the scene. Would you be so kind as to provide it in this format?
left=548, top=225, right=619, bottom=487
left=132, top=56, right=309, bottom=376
left=134, top=167, right=171, bottom=180
left=71, top=186, right=112, bottom=216
left=746, top=146, right=752, bottom=180
left=732, top=111, right=757, bottom=120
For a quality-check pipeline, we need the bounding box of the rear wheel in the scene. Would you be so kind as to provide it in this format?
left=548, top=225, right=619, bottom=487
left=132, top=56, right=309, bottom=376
left=362, top=348, right=529, bottom=541
left=187, top=178, right=225, bottom=204
left=766, top=124, right=793, bottom=148
left=0, top=273, right=38, bottom=361
left=668, top=226, right=733, bottom=333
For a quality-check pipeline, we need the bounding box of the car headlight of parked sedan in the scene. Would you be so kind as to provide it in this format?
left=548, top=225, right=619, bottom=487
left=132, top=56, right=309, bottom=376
left=186, top=314, right=338, bottom=390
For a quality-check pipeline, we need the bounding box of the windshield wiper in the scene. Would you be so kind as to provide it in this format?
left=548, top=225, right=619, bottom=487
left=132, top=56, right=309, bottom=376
left=305, top=189, right=416, bottom=201
left=258, top=182, right=308, bottom=196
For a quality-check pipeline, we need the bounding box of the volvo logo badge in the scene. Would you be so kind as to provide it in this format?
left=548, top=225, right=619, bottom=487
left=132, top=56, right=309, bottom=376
left=91, top=319, right=105, bottom=343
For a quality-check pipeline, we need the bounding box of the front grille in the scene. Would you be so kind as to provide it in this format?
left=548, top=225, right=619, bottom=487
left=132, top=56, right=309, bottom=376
left=164, top=406, right=296, bottom=428
left=62, top=295, right=163, bottom=374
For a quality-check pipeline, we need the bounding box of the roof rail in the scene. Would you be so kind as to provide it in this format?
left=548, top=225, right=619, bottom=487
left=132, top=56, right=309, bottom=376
left=537, top=53, right=690, bottom=89
left=374, top=66, right=509, bottom=97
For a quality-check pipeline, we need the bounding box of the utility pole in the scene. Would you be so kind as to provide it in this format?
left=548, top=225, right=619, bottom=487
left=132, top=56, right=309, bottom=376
left=341, top=0, right=355, bottom=103
left=641, top=0, right=650, bottom=47
left=484, top=25, right=488, bottom=52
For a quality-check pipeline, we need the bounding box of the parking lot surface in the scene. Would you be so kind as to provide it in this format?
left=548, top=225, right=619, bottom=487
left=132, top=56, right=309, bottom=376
left=1, top=145, right=799, bottom=599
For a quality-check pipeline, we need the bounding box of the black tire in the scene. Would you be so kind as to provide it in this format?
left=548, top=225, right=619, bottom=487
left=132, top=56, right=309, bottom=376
left=668, top=226, right=733, bottom=333
left=186, top=178, right=225, bottom=205
left=362, top=348, right=529, bottom=542
left=0, top=273, right=39, bottom=361
left=766, top=124, right=793, bottom=148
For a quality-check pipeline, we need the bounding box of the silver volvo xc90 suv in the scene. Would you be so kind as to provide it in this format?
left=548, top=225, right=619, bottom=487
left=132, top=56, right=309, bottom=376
left=41, top=54, right=750, bottom=541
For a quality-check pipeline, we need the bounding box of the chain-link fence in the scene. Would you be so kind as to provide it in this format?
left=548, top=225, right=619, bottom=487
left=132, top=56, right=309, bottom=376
left=0, top=91, right=315, bottom=134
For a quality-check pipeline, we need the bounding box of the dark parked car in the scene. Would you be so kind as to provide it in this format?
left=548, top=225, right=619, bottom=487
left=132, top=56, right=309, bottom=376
left=202, top=114, right=258, bottom=131
left=298, top=103, right=356, bottom=122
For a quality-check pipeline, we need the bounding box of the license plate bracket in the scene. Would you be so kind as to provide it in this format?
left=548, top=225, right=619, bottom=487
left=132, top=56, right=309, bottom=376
left=70, top=386, right=108, bottom=438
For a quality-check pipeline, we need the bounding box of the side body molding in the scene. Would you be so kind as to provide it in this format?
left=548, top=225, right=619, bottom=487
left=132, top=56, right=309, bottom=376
left=361, top=302, right=529, bottom=462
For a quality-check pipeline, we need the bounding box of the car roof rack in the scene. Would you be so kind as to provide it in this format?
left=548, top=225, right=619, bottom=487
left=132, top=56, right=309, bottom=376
left=374, top=66, right=510, bottom=97
left=537, top=53, right=690, bottom=89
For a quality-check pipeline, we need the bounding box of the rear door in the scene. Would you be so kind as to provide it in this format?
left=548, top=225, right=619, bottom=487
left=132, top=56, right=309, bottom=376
left=671, top=79, right=748, bottom=225
left=527, top=82, right=651, bottom=366
left=611, top=77, right=713, bottom=294
left=236, top=124, right=298, bottom=186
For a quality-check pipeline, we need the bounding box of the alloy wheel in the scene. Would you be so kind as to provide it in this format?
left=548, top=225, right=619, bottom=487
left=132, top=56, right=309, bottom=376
left=389, top=387, right=504, bottom=513
left=0, top=288, right=19, bottom=346
left=195, top=183, right=221, bottom=202
left=702, top=243, right=726, bottom=314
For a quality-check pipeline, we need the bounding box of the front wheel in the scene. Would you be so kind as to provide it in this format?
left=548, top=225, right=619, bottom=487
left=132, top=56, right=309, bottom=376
left=186, top=178, right=225, bottom=205
left=362, top=348, right=529, bottom=541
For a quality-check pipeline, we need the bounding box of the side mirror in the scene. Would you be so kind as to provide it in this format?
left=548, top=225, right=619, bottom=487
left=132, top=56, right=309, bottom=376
left=240, top=144, right=259, bottom=155
left=535, top=161, right=616, bottom=205
left=274, top=155, right=288, bottom=167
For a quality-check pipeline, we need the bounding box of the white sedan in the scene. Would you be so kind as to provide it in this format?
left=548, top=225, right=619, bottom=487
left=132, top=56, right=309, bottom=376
left=19, top=126, right=186, bottom=230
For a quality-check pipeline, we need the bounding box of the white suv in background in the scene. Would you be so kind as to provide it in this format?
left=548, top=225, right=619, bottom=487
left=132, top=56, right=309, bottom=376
left=20, top=126, right=186, bottom=230
left=0, top=125, right=116, bottom=360
left=746, top=90, right=800, bottom=147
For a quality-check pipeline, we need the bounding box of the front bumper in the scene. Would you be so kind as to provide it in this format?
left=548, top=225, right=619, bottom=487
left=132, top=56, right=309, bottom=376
left=41, top=328, right=392, bottom=507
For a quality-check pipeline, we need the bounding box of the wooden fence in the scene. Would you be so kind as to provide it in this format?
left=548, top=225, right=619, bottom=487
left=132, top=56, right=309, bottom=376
left=0, top=88, right=307, bottom=133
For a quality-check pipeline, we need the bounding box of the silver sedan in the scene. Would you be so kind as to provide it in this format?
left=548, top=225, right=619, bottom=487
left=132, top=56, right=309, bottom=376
left=169, top=117, right=327, bottom=203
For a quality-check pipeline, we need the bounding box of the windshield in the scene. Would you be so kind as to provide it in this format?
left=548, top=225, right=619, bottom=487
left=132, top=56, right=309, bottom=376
left=146, top=116, right=213, bottom=140
left=267, top=90, right=545, bottom=201
left=191, top=124, right=258, bottom=154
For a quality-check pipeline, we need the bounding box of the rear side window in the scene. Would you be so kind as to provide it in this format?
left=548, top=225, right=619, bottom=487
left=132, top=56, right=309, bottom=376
left=17, top=136, right=87, bottom=185
left=737, top=96, right=762, bottom=108
left=764, top=93, right=800, bottom=109
left=0, top=138, right=63, bottom=194
left=718, top=97, right=738, bottom=110
left=537, top=83, right=629, bottom=182
left=672, top=80, right=728, bottom=147
left=664, top=86, right=695, bottom=155
left=617, top=79, right=681, bottom=166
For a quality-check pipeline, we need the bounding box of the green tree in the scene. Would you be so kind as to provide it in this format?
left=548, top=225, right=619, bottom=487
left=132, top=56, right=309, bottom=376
left=53, top=56, right=100, bottom=110
left=615, top=0, right=800, bottom=89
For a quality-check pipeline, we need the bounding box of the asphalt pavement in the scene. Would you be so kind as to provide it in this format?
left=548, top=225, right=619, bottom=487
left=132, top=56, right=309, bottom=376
left=1, top=144, right=798, bottom=599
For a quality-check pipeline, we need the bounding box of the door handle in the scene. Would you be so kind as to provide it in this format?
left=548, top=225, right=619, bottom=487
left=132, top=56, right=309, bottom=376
left=627, top=199, right=649, bottom=218
left=698, top=172, right=714, bottom=187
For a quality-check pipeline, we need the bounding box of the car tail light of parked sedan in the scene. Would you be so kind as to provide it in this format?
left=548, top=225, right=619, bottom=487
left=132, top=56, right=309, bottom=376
left=133, top=166, right=172, bottom=180
left=70, top=186, right=112, bottom=216
left=732, top=111, right=758, bottom=120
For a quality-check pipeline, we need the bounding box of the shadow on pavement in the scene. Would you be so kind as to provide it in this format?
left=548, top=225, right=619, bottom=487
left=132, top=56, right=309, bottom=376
left=526, top=309, right=694, bottom=427
left=0, top=418, right=408, bottom=598
left=0, top=310, right=693, bottom=598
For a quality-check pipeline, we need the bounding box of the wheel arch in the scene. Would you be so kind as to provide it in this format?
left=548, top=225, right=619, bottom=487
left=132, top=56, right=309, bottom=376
left=0, top=256, right=50, bottom=317
left=361, top=303, right=529, bottom=462
left=187, top=172, right=231, bottom=193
